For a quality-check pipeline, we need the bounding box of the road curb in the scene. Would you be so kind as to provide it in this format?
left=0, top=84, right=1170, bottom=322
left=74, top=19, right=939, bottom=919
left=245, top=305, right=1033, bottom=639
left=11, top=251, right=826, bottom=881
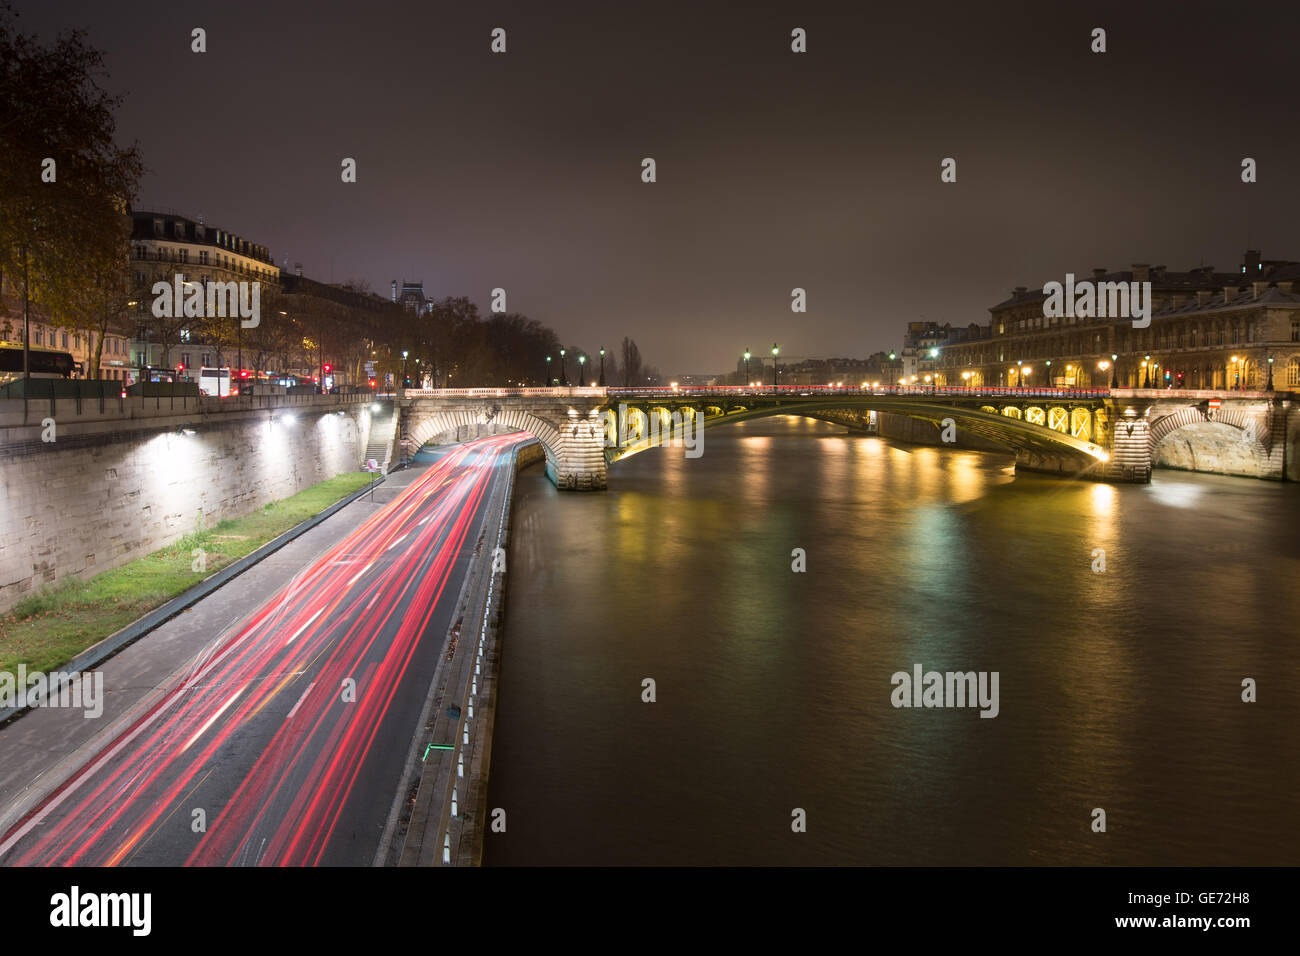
left=0, top=473, right=386, bottom=727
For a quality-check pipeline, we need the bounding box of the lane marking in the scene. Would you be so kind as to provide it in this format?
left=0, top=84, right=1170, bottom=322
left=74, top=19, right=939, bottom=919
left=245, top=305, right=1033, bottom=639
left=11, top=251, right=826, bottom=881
left=286, top=608, right=324, bottom=645
left=286, top=682, right=316, bottom=721
left=181, top=687, right=246, bottom=753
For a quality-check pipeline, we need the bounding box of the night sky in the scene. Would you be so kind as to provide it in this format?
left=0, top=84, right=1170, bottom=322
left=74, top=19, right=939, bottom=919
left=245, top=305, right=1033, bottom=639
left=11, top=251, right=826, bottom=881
left=15, top=0, right=1300, bottom=373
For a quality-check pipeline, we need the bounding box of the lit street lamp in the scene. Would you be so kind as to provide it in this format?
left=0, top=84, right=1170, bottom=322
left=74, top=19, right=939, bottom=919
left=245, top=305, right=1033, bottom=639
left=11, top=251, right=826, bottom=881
left=560, top=348, right=568, bottom=386
left=402, top=350, right=409, bottom=389
left=743, top=349, right=751, bottom=388
left=771, top=343, right=779, bottom=393
left=599, top=347, right=606, bottom=387
left=546, top=354, right=552, bottom=385
left=1110, top=353, right=1119, bottom=389
left=578, top=353, right=586, bottom=385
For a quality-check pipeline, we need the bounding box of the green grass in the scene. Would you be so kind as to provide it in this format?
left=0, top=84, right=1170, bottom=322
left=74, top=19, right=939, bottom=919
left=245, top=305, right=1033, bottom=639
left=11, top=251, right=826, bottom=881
left=0, top=472, right=376, bottom=675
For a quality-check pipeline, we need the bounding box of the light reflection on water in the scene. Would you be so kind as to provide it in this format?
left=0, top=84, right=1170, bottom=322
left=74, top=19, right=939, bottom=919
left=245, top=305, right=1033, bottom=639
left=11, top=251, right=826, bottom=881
left=485, top=416, right=1300, bottom=865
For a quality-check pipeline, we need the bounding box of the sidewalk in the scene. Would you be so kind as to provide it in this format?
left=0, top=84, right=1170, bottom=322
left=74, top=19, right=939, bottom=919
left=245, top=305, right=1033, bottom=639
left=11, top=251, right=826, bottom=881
left=0, top=466, right=430, bottom=834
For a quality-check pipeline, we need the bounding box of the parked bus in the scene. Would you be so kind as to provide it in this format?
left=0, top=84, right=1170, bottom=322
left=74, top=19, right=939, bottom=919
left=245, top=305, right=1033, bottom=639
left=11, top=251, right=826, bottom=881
left=198, top=366, right=232, bottom=397
left=0, top=341, right=76, bottom=385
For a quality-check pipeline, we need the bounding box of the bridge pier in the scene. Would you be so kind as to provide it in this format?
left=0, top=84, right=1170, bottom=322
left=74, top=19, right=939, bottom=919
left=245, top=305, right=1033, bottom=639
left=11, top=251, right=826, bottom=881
left=1104, top=412, right=1153, bottom=482
left=549, top=420, right=607, bottom=490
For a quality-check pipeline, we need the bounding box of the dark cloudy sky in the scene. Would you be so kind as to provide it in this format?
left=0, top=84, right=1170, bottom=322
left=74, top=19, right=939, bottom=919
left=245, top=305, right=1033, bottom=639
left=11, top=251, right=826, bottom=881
left=16, top=0, right=1300, bottom=373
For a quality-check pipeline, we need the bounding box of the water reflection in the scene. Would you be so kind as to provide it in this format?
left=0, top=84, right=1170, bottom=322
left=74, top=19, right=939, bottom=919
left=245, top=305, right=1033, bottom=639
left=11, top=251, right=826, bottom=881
left=485, top=416, right=1300, bottom=865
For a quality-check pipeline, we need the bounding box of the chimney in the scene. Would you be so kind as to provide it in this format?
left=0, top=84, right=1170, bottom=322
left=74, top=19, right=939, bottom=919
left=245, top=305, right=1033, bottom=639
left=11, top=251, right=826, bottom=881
left=1243, top=249, right=1261, bottom=275
left=1278, top=281, right=1295, bottom=294
left=1092, top=268, right=1107, bottom=280
left=1196, top=290, right=1213, bottom=306
left=1252, top=281, right=1270, bottom=299
left=1013, top=285, right=1027, bottom=298
left=1223, top=286, right=1236, bottom=304
left=1132, top=263, right=1150, bottom=283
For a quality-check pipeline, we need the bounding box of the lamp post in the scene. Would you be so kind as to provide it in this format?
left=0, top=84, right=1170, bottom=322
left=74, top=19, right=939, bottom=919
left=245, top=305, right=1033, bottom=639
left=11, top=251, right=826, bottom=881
left=1110, top=353, right=1119, bottom=389
left=578, top=353, right=586, bottom=385
left=1022, top=366, right=1032, bottom=391
left=1267, top=355, right=1274, bottom=391
left=546, top=354, right=552, bottom=385
left=771, top=344, right=779, bottom=394
left=599, top=347, right=606, bottom=387
left=743, top=349, right=751, bottom=388
left=1044, top=359, right=1052, bottom=389
left=1016, top=359, right=1023, bottom=389
left=1231, top=355, right=1240, bottom=390
left=560, top=348, right=568, bottom=386
left=1143, top=355, right=1151, bottom=389
left=401, top=350, right=409, bottom=389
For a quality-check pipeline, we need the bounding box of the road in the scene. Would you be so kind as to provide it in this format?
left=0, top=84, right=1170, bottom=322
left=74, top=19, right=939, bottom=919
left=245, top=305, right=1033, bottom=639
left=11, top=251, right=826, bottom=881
left=0, top=433, right=528, bottom=866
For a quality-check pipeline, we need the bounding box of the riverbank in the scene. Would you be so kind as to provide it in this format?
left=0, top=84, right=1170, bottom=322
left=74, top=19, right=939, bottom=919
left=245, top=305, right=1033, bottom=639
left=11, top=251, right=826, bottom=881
left=383, top=439, right=543, bottom=866
left=0, top=471, right=375, bottom=675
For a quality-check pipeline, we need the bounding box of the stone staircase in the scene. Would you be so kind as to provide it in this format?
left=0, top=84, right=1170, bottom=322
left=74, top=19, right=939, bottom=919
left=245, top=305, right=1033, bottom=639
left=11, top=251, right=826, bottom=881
left=364, top=401, right=398, bottom=473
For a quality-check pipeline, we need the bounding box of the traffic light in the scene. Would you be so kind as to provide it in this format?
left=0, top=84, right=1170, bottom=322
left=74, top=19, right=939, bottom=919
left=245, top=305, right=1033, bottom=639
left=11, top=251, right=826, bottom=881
left=323, top=363, right=332, bottom=374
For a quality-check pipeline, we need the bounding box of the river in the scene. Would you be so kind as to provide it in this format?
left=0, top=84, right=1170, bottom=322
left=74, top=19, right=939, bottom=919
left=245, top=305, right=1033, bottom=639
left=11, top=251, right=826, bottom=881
left=484, top=416, right=1299, bottom=865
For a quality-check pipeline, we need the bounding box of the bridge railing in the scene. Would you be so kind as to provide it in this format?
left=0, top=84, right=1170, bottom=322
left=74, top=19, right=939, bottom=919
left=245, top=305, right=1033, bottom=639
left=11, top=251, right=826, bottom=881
left=400, top=386, right=607, bottom=398
left=606, top=385, right=1112, bottom=399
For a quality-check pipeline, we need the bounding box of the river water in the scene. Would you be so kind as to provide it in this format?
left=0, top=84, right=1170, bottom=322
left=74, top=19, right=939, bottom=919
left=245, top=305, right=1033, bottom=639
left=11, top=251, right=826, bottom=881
left=484, top=416, right=1299, bottom=865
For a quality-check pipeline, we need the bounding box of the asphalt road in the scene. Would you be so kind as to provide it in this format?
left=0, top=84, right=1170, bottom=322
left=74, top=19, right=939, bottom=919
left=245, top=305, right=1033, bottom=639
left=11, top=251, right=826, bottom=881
left=0, top=434, right=526, bottom=866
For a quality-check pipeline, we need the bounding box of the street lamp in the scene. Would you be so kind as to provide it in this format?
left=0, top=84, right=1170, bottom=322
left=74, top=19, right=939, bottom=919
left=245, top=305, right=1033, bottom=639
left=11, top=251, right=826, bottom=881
left=1023, top=366, right=1032, bottom=390
left=1110, top=353, right=1119, bottom=389
left=402, top=350, right=409, bottom=389
left=771, top=343, right=779, bottom=393
left=743, top=349, right=751, bottom=387
left=599, top=347, right=606, bottom=387
left=1231, top=355, right=1240, bottom=390
left=578, top=353, right=586, bottom=385
left=546, top=354, right=552, bottom=385
left=560, top=348, right=568, bottom=386
left=1143, top=354, right=1151, bottom=389
left=1267, top=355, right=1274, bottom=391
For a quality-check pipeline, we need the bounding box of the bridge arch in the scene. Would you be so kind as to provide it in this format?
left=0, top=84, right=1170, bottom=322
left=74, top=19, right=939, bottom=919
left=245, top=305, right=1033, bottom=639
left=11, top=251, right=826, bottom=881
left=604, top=397, right=1113, bottom=478
left=405, top=406, right=565, bottom=475
left=1147, top=405, right=1269, bottom=475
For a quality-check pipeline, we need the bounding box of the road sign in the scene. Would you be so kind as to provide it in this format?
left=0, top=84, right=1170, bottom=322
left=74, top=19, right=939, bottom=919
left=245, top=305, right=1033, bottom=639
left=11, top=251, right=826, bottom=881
left=1208, top=399, right=1221, bottom=408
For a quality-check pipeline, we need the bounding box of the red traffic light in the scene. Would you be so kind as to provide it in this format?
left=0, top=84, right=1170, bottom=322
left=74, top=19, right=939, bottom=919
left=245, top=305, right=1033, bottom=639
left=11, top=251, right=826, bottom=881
left=240, top=369, right=250, bottom=378
left=323, top=363, right=332, bottom=373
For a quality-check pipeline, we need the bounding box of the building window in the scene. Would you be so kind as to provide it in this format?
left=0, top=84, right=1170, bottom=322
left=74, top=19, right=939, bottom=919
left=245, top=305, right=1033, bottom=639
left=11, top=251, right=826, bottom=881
left=199, top=250, right=209, bottom=265
left=1288, top=359, right=1299, bottom=387
left=179, top=249, right=188, bottom=264
left=201, top=353, right=210, bottom=367
left=182, top=352, right=191, bottom=369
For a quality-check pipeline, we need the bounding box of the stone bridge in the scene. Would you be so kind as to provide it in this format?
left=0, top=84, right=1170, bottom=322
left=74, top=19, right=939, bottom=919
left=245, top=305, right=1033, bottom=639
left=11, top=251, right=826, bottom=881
left=397, top=386, right=1293, bottom=490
